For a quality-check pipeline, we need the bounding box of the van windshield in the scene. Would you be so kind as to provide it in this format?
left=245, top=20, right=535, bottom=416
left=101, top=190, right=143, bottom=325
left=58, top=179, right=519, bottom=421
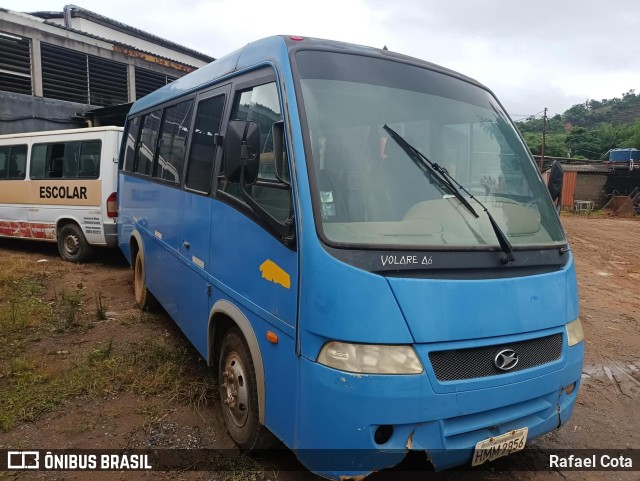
left=295, top=51, right=565, bottom=248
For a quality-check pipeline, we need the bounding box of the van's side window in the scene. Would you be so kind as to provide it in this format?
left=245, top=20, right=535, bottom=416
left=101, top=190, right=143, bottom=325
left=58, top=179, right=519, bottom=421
left=185, top=95, right=226, bottom=193
left=30, top=141, right=101, bottom=179
left=154, top=100, right=193, bottom=184
left=136, top=110, right=161, bottom=176
left=219, top=82, right=292, bottom=222
left=122, top=116, right=140, bottom=172
left=0, top=145, right=27, bottom=180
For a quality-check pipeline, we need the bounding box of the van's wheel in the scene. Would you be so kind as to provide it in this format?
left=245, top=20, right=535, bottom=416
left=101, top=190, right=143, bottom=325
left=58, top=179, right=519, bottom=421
left=133, top=249, right=157, bottom=310
left=57, top=224, right=92, bottom=263
left=219, top=327, right=269, bottom=450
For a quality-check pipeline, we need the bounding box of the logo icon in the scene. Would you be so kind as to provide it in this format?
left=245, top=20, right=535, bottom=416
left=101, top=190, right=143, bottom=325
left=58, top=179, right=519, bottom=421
left=7, top=451, right=39, bottom=469
left=494, top=349, right=519, bottom=371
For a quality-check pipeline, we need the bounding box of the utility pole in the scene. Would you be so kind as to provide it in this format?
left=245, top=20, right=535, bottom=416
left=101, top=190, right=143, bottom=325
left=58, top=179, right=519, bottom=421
left=540, top=107, right=547, bottom=172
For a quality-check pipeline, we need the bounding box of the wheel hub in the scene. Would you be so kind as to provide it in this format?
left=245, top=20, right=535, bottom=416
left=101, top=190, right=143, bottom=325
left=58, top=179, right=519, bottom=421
left=221, top=351, right=249, bottom=427
left=64, top=234, right=80, bottom=256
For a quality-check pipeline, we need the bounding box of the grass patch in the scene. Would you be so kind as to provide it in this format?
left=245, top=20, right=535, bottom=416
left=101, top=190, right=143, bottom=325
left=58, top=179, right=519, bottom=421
left=0, top=337, right=217, bottom=431
left=0, top=276, right=52, bottom=334
left=0, top=260, right=217, bottom=433
left=53, top=286, right=86, bottom=332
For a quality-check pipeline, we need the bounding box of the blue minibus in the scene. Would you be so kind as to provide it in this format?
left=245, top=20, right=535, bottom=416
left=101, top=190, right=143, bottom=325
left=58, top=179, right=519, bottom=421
left=117, top=35, right=583, bottom=479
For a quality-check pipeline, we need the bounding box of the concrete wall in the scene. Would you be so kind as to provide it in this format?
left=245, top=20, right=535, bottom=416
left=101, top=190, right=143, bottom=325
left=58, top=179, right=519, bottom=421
left=574, top=173, right=608, bottom=208
left=0, top=91, right=89, bottom=135
left=572, top=171, right=640, bottom=209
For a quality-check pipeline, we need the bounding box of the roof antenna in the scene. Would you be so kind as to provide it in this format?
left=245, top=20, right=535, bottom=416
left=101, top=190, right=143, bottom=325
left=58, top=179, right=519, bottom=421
left=383, top=45, right=388, bottom=50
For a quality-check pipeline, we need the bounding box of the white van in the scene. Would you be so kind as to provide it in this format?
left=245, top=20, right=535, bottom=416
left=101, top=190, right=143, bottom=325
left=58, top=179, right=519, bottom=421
left=0, top=126, right=122, bottom=262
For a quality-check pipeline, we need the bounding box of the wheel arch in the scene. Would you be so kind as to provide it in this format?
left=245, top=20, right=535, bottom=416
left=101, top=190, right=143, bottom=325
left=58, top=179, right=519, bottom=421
left=208, top=300, right=266, bottom=425
left=55, top=216, right=82, bottom=235
left=128, top=229, right=143, bottom=268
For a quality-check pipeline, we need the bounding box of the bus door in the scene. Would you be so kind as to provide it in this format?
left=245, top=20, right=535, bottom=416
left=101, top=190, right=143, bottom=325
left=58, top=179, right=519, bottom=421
left=213, top=78, right=298, bottom=331
left=177, top=86, right=229, bottom=351
left=213, top=77, right=298, bottom=440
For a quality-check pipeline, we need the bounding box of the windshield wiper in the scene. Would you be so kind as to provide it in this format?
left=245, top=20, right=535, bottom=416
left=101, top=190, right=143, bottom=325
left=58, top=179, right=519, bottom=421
left=383, top=125, right=515, bottom=264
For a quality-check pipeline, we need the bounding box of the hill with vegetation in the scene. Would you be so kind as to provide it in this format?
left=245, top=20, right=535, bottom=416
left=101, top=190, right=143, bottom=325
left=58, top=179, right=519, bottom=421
left=515, top=90, right=640, bottom=160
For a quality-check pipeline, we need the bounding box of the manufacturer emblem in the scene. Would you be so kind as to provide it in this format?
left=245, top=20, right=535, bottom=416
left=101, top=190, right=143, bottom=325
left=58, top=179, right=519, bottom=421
left=494, top=349, right=519, bottom=371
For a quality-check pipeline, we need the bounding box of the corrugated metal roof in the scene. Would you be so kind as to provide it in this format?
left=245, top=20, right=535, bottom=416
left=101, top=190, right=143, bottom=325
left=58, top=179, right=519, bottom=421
left=65, top=5, right=215, bottom=63
left=30, top=5, right=215, bottom=63
left=561, top=164, right=612, bottom=173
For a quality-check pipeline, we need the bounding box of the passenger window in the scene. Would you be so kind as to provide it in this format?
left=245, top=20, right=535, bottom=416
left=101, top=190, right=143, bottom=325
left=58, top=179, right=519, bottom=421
left=122, top=116, right=140, bottom=172
left=136, top=110, right=161, bottom=176
left=219, top=82, right=292, bottom=222
left=78, top=141, right=101, bottom=178
left=30, top=141, right=101, bottom=179
left=0, top=145, right=27, bottom=179
left=0, top=147, right=5, bottom=176
left=185, top=95, right=225, bottom=193
left=154, top=100, right=193, bottom=184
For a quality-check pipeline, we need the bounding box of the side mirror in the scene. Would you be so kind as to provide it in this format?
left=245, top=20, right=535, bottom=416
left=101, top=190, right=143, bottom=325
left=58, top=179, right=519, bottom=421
left=272, top=121, right=290, bottom=185
left=548, top=160, right=563, bottom=202
left=224, top=120, right=261, bottom=184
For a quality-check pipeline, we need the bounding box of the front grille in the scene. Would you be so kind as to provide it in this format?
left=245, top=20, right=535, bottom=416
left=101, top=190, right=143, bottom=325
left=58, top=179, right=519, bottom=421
left=428, top=333, right=563, bottom=381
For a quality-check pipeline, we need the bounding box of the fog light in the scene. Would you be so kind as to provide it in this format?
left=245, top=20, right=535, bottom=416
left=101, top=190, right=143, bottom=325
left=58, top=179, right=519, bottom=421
left=565, top=382, right=576, bottom=395
left=374, top=425, right=394, bottom=445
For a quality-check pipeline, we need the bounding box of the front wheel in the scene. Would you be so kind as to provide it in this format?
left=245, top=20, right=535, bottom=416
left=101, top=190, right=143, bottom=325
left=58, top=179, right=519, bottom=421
left=57, top=224, right=92, bottom=263
left=219, top=327, right=269, bottom=450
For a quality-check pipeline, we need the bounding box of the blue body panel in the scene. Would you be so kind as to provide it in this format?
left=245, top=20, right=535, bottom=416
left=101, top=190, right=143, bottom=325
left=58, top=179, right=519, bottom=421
left=387, top=256, right=579, bottom=344
left=118, top=36, right=584, bottom=480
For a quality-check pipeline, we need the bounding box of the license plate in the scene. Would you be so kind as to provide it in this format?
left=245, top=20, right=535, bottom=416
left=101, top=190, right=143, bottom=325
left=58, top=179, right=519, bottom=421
left=471, top=427, right=528, bottom=467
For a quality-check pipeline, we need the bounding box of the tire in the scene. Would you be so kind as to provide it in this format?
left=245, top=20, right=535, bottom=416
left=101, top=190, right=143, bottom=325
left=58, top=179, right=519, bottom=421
left=133, top=249, right=157, bottom=310
left=219, top=327, right=269, bottom=450
left=57, top=223, right=92, bottom=263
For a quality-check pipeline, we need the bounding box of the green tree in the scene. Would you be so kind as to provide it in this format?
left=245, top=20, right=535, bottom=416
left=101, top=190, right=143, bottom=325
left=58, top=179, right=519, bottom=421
left=565, top=127, right=603, bottom=159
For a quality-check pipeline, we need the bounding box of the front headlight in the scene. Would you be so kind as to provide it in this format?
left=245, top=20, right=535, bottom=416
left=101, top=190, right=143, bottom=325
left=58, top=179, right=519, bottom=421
left=317, top=341, right=423, bottom=374
left=566, top=318, right=584, bottom=346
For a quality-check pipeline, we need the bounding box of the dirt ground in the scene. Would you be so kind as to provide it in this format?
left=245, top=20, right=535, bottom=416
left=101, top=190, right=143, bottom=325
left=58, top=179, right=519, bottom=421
left=0, top=215, right=638, bottom=481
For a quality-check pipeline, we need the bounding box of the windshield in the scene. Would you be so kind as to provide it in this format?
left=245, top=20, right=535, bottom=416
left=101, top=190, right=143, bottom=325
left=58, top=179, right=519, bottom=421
left=295, top=51, right=565, bottom=249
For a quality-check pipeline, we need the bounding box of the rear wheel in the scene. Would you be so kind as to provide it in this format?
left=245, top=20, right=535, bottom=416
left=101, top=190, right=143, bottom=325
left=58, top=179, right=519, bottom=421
left=57, top=223, right=92, bottom=263
left=219, top=327, right=268, bottom=450
left=133, top=249, right=156, bottom=310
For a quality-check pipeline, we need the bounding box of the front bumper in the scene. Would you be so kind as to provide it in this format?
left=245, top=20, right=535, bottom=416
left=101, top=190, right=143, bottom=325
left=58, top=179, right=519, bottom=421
left=294, top=337, right=584, bottom=479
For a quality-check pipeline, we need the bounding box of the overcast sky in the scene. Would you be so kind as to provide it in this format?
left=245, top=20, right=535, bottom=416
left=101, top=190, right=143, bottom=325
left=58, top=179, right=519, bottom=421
left=4, top=0, right=639, bottom=118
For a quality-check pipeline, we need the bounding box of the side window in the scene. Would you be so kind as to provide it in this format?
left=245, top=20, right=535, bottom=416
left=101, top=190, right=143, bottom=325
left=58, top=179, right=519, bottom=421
left=77, top=141, right=101, bottom=178
left=30, top=142, right=100, bottom=179
left=0, top=145, right=26, bottom=179
left=122, top=116, right=140, bottom=172
left=0, top=147, right=6, bottom=177
left=220, top=82, right=292, bottom=222
left=154, top=99, right=193, bottom=184
left=136, top=110, right=161, bottom=176
left=185, top=95, right=225, bottom=193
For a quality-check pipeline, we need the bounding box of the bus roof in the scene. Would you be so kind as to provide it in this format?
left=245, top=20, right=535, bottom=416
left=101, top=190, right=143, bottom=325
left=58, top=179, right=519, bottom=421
left=129, top=35, right=483, bottom=117
left=0, top=126, right=124, bottom=140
